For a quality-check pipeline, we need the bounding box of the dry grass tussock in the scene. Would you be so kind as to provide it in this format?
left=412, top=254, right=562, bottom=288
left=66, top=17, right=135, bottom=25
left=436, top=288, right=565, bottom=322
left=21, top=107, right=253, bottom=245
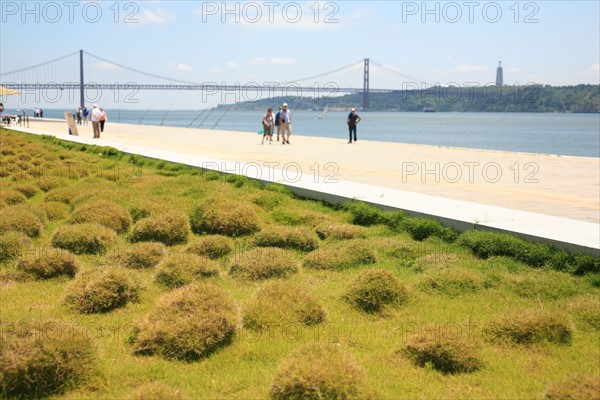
left=13, top=183, right=38, bottom=198
left=39, top=201, right=70, bottom=220
left=0, top=231, right=31, bottom=262
left=0, top=189, right=27, bottom=205
left=131, top=282, right=237, bottom=361
left=486, top=308, right=572, bottom=346
left=0, top=205, right=44, bottom=237
left=130, top=212, right=190, bottom=246
left=315, top=222, right=365, bottom=240
left=303, top=240, right=376, bottom=270
left=17, top=248, right=79, bottom=279
left=0, top=321, right=96, bottom=398
left=343, top=269, right=409, bottom=314
left=51, top=223, right=117, bottom=254
left=186, top=235, right=234, bottom=259
left=254, top=225, right=319, bottom=252
left=243, top=280, right=326, bottom=330
left=71, top=199, right=132, bottom=233
left=401, top=324, right=483, bottom=374
left=113, top=241, right=167, bottom=269
left=190, top=199, right=261, bottom=237
left=230, top=247, right=299, bottom=280
left=270, top=343, right=367, bottom=400
left=155, top=253, right=220, bottom=288
left=44, top=185, right=82, bottom=204
left=543, top=375, right=600, bottom=400
left=63, top=268, right=140, bottom=313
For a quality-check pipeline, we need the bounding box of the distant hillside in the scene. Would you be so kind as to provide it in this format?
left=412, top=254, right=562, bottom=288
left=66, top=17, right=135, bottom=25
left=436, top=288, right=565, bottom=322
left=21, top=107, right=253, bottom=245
left=224, top=84, right=599, bottom=113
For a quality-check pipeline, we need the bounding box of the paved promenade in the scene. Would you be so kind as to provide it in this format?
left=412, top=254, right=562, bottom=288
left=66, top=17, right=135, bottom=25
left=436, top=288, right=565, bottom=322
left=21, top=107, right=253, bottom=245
left=6, top=118, right=599, bottom=254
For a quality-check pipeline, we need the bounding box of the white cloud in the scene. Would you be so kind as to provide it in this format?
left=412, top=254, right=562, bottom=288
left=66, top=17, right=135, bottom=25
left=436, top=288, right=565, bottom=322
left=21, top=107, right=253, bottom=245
left=453, top=64, right=489, bottom=73
left=137, top=8, right=176, bottom=24
left=93, top=61, right=121, bottom=70
left=588, top=64, right=600, bottom=72
left=174, top=64, right=193, bottom=72
left=249, top=58, right=266, bottom=66
left=212, top=66, right=223, bottom=73
left=270, top=58, right=297, bottom=65
left=227, top=61, right=241, bottom=69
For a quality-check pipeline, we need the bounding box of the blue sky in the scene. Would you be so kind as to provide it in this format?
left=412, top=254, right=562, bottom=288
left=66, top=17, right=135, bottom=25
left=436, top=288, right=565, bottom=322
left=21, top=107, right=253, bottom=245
left=1, top=1, right=599, bottom=109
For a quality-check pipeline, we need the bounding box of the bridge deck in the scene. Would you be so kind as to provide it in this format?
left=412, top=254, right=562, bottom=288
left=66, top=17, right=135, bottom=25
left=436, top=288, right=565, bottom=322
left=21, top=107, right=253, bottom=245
left=6, top=117, right=599, bottom=254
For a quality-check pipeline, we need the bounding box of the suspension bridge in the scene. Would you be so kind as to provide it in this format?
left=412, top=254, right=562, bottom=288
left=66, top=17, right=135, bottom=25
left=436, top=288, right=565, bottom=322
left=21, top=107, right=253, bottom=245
left=1, top=50, right=431, bottom=110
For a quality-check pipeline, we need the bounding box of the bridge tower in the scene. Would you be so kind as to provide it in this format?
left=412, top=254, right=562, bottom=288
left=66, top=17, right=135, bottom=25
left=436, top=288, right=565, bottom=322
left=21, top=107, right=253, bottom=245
left=362, top=58, right=369, bottom=111
left=79, top=50, right=85, bottom=108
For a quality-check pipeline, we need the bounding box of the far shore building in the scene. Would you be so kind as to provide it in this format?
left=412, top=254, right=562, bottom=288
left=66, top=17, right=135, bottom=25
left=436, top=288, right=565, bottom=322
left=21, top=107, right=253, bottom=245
left=496, top=61, right=504, bottom=86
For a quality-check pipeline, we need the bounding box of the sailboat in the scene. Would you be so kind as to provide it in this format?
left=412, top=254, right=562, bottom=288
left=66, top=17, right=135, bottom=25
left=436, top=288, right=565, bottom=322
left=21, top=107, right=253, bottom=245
left=316, top=105, right=328, bottom=119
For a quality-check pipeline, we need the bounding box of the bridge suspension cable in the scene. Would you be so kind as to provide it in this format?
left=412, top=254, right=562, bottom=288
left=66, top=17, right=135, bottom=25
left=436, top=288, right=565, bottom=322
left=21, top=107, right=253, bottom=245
left=0, top=51, right=79, bottom=77
left=281, top=59, right=364, bottom=85
left=84, top=51, right=202, bottom=85
left=370, top=59, right=433, bottom=87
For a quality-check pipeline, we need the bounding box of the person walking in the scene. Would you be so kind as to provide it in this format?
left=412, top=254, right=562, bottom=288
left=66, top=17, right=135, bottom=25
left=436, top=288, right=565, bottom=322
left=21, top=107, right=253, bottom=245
left=274, top=106, right=282, bottom=141
left=91, top=104, right=102, bottom=138
left=82, top=106, right=89, bottom=125
left=261, top=108, right=274, bottom=144
left=76, top=107, right=82, bottom=125
left=346, top=107, right=362, bottom=143
left=99, top=107, right=107, bottom=132
left=280, top=103, right=292, bottom=145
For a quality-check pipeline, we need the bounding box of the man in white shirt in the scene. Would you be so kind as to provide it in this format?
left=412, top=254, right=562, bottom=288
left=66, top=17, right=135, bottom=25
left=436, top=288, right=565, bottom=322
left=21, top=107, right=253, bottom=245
left=279, top=103, right=292, bottom=144
left=91, top=104, right=102, bottom=138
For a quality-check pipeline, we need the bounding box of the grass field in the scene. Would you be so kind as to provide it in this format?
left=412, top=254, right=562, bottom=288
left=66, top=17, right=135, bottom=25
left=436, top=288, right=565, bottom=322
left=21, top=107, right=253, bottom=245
left=1, top=128, right=599, bottom=399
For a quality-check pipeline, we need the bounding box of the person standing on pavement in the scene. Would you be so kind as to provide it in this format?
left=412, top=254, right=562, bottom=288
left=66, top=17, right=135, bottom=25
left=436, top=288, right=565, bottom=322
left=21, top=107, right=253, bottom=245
left=280, top=103, right=292, bottom=145
left=346, top=107, right=362, bottom=143
left=91, top=104, right=102, bottom=138
left=99, top=107, right=107, bottom=132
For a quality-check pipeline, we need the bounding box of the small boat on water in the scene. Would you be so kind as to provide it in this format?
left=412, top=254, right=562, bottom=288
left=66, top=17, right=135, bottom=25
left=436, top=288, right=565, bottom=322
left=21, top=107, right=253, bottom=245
left=422, top=107, right=436, bottom=112
left=317, top=105, right=328, bottom=119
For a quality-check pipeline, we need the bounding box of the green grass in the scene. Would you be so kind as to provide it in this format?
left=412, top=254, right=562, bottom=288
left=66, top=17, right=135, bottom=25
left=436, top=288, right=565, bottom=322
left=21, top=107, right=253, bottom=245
left=0, top=128, right=599, bottom=399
